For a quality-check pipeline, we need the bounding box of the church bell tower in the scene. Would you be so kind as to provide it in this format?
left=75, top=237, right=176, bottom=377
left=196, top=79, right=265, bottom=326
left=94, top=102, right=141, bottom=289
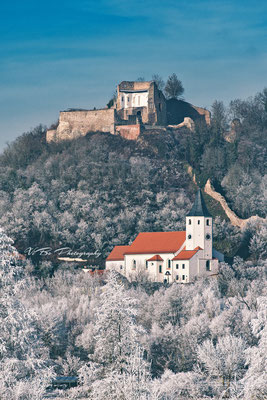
left=186, top=189, right=213, bottom=259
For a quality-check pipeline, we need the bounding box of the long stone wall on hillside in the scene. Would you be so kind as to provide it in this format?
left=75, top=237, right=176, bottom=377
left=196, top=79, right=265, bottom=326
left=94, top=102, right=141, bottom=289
left=46, top=109, right=116, bottom=142
left=204, top=179, right=256, bottom=229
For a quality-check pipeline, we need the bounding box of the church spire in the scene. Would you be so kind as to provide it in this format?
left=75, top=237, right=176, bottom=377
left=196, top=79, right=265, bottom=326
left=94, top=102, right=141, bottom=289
left=187, top=188, right=211, bottom=217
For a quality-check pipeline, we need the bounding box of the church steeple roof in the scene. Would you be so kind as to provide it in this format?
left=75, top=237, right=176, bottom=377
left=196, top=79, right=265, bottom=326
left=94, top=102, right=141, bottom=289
left=187, top=189, right=212, bottom=217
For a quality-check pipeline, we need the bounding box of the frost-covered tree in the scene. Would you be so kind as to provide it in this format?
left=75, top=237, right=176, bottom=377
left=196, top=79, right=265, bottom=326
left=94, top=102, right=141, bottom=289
left=242, top=297, right=267, bottom=399
left=197, top=334, right=247, bottom=394
left=0, top=228, right=54, bottom=399
left=75, top=272, right=150, bottom=398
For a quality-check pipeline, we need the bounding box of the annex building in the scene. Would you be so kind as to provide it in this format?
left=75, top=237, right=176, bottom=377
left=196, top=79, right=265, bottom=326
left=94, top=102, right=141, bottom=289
left=106, top=189, right=224, bottom=283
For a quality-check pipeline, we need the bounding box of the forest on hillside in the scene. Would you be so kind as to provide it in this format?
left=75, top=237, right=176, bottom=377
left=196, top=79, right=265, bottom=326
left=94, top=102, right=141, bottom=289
left=0, top=229, right=266, bottom=399
left=0, top=89, right=266, bottom=399
left=0, top=89, right=266, bottom=271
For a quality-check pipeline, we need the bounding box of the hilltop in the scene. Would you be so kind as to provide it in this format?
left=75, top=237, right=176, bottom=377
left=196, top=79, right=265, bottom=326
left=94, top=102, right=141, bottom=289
left=0, top=88, right=266, bottom=273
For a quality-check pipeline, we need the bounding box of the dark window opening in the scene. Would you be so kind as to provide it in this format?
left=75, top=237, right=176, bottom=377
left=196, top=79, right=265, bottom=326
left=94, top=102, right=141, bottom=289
left=206, top=260, right=211, bottom=271
left=176, top=275, right=178, bottom=280
left=159, top=265, right=162, bottom=273
left=176, top=264, right=179, bottom=269
left=198, top=220, right=200, bottom=225
left=182, top=264, right=185, bottom=269
left=182, top=275, right=185, bottom=280
left=206, top=219, right=210, bottom=226
left=168, top=259, right=171, bottom=268
left=189, top=219, right=191, bottom=225
left=188, top=234, right=192, bottom=239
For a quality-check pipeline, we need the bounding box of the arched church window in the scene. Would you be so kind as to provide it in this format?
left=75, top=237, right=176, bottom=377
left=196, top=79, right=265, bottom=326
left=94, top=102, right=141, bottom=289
left=198, top=220, right=200, bottom=224
left=167, top=259, right=171, bottom=269
left=132, top=260, right=136, bottom=269
left=206, top=219, right=210, bottom=226
left=189, top=219, right=191, bottom=225
left=159, top=265, right=162, bottom=273
left=206, top=260, right=210, bottom=271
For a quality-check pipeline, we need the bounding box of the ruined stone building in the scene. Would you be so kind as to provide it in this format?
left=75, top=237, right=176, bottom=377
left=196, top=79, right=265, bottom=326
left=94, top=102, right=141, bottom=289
left=46, top=80, right=210, bottom=142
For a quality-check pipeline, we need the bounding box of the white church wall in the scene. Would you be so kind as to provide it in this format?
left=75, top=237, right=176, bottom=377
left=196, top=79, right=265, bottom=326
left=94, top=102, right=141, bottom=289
left=172, top=260, right=190, bottom=283
left=186, top=216, right=212, bottom=258
left=125, top=253, right=176, bottom=282
left=105, top=260, right=125, bottom=274
left=198, top=258, right=219, bottom=277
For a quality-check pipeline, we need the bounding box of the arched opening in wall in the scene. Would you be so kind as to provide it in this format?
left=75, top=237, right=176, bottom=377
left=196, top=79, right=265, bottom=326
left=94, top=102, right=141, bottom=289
left=189, top=219, right=191, bottom=225
left=206, top=260, right=211, bottom=271
left=206, top=219, right=210, bottom=226
left=136, top=110, right=142, bottom=124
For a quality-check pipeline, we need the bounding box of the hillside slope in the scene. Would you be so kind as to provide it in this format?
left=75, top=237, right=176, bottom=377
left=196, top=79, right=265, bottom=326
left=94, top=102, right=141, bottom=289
left=0, top=89, right=266, bottom=271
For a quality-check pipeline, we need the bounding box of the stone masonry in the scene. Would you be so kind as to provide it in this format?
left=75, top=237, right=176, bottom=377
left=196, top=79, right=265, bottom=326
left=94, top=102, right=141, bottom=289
left=46, top=80, right=211, bottom=143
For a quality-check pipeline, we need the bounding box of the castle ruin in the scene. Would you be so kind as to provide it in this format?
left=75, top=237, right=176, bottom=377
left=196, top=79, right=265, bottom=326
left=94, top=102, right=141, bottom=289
left=46, top=80, right=210, bottom=142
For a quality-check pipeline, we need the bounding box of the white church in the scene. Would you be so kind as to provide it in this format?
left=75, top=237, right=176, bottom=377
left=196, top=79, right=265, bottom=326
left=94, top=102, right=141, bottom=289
left=106, top=189, right=224, bottom=283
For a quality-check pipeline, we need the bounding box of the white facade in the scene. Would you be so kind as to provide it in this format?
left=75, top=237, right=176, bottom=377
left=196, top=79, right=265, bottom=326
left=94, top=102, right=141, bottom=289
left=125, top=253, right=176, bottom=283
left=186, top=216, right=213, bottom=258
left=106, top=260, right=125, bottom=274
left=106, top=189, right=224, bottom=283
left=120, top=91, right=148, bottom=109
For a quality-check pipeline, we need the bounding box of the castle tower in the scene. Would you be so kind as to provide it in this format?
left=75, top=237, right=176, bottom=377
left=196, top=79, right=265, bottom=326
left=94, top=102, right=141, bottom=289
left=186, top=189, right=213, bottom=259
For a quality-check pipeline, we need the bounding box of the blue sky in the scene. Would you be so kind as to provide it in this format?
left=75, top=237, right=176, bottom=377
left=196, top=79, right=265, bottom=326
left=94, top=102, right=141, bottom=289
left=0, top=0, right=266, bottom=150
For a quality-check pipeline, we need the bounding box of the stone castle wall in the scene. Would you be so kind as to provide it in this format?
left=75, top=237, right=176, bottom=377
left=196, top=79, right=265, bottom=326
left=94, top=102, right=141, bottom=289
left=46, top=109, right=116, bottom=142
left=115, top=124, right=141, bottom=140
left=191, top=105, right=211, bottom=125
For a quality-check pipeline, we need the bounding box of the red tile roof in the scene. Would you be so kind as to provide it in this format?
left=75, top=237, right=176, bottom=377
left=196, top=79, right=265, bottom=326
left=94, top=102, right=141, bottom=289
left=124, top=231, right=186, bottom=255
left=147, top=254, right=164, bottom=261
left=106, top=245, right=130, bottom=261
left=172, top=249, right=199, bottom=260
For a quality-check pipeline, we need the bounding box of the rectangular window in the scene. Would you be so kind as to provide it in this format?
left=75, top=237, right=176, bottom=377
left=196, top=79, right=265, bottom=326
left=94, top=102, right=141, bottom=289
left=168, top=259, right=171, bottom=269
left=121, top=96, right=124, bottom=102
left=182, top=275, right=185, bottom=280
left=132, top=260, right=136, bottom=269
left=145, top=260, right=148, bottom=269
left=176, top=275, right=178, bottom=280
left=127, top=96, right=130, bottom=102
left=159, top=265, right=162, bottom=273
left=198, top=220, right=200, bottom=224
left=206, top=219, right=210, bottom=226
left=182, top=264, right=185, bottom=269
left=176, top=264, right=179, bottom=269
